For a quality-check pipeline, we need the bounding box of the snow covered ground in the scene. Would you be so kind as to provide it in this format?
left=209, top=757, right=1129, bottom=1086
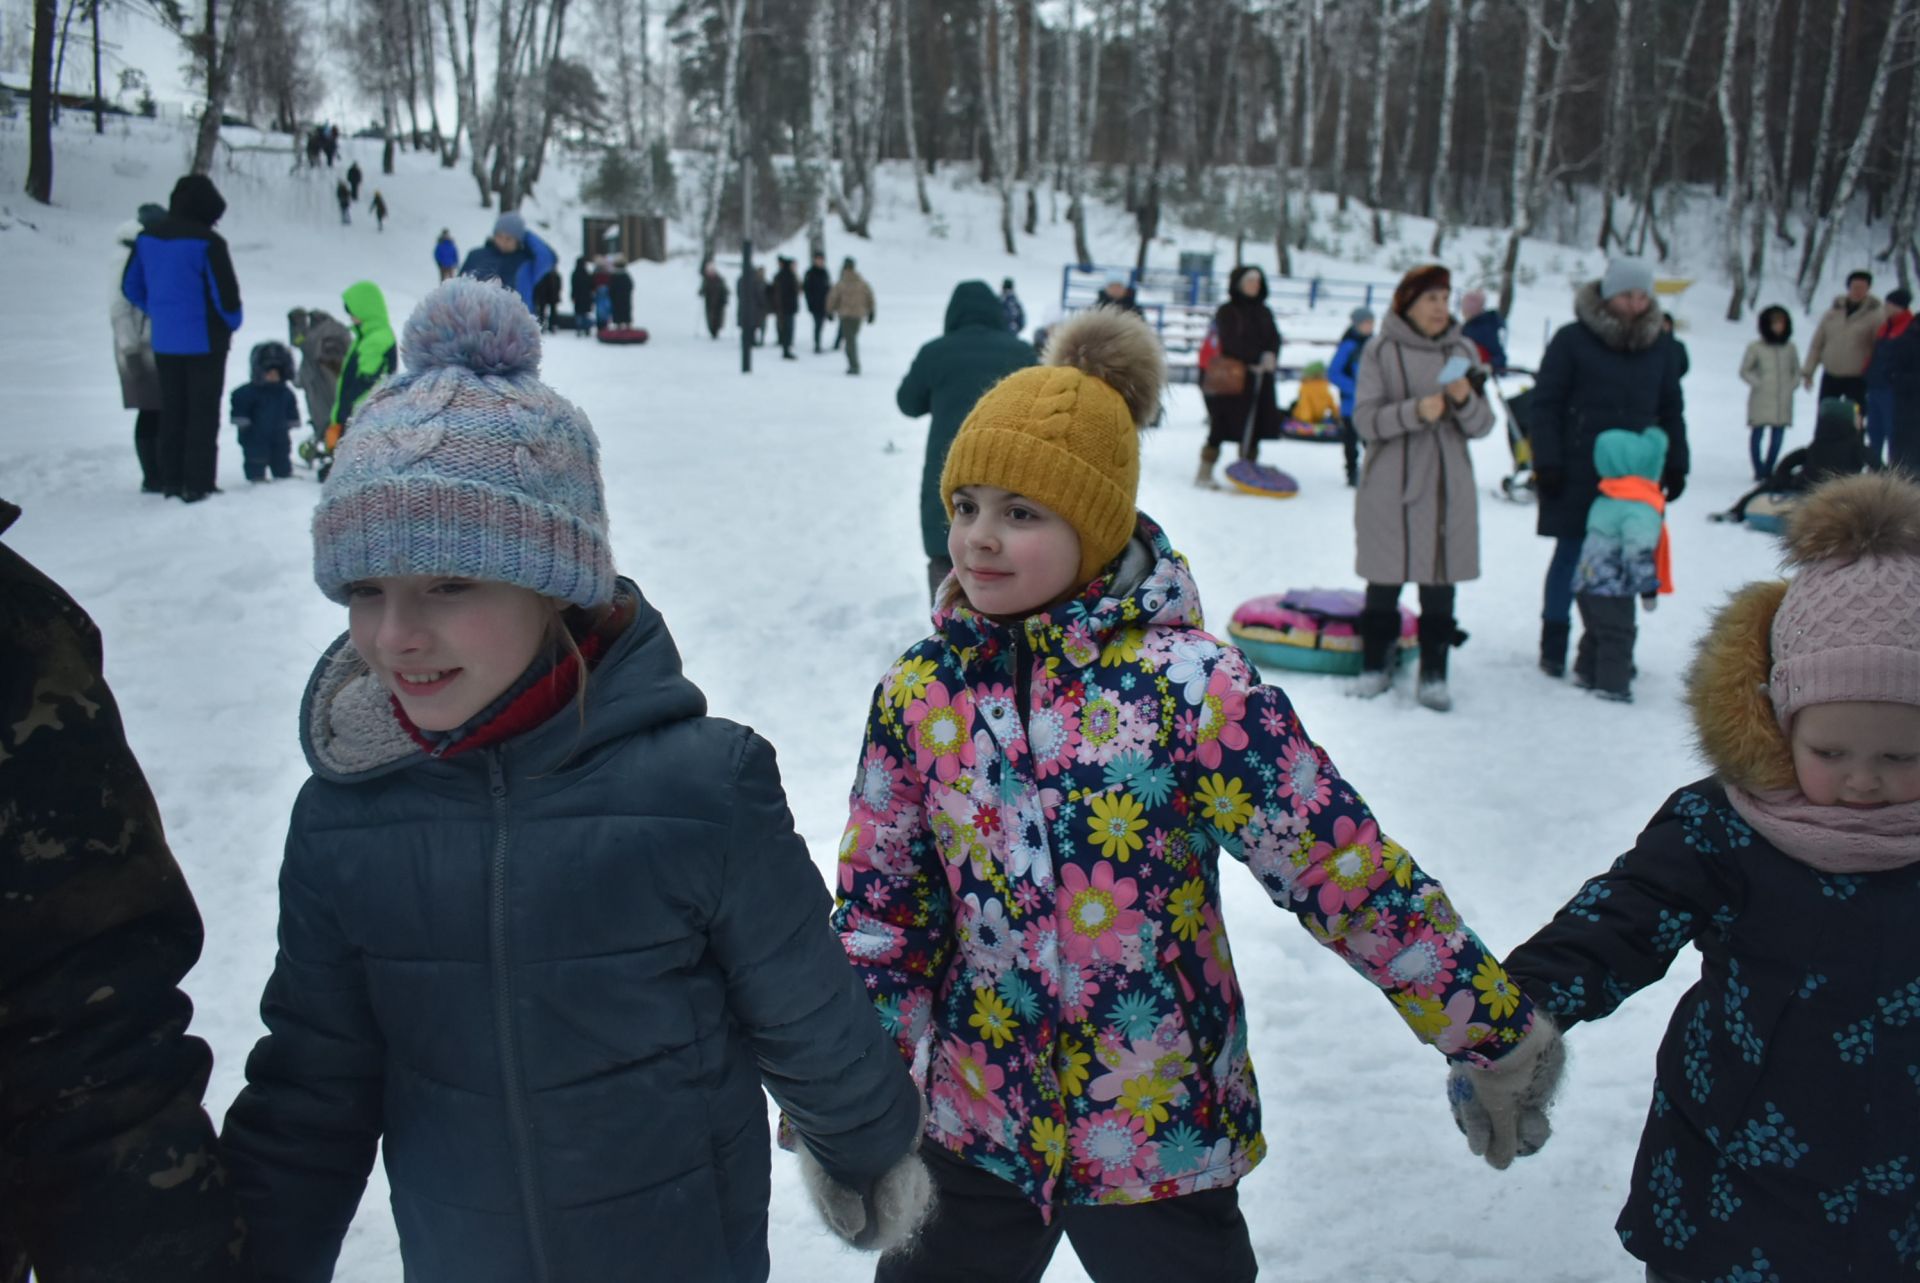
left=0, top=116, right=1844, bottom=1281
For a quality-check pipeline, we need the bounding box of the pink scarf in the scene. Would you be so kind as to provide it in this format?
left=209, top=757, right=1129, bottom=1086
left=1724, top=784, right=1920, bottom=874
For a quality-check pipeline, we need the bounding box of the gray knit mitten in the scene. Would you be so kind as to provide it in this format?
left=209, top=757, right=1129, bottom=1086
left=799, top=1144, right=934, bottom=1254
left=1446, top=1013, right=1564, bottom=1170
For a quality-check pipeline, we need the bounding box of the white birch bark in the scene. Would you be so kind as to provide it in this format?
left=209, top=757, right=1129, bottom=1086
left=897, top=0, right=931, bottom=215
left=1716, top=0, right=1748, bottom=318
left=1364, top=0, right=1390, bottom=243
left=1427, top=0, right=1460, bottom=252
left=1495, top=0, right=1545, bottom=316
left=698, top=0, right=746, bottom=259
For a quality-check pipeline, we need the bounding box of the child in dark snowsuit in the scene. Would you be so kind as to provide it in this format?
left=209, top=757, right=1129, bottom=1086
left=1571, top=427, right=1672, bottom=701
left=1720, top=397, right=1874, bottom=525
left=219, top=279, right=932, bottom=1282
left=833, top=307, right=1560, bottom=1282
left=228, top=341, right=300, bottom=481
left=1504, top=471, right=1920, bottom=1283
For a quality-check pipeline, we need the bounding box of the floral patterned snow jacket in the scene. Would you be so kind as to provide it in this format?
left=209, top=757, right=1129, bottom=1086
left=832, top=515, right=1538, bottom=1215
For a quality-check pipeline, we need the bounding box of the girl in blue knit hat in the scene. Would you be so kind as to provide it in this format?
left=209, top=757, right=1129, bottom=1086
left=220, top=277, right=932, bottom=1282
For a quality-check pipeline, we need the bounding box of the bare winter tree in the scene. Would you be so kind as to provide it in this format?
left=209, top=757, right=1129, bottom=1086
left=977, top=0, right=1019, bottom=253
left=26, top=0, right=54, bottom=202
left=1427, top=0, right=1462, bottom=252
left=189, top=0, right=248, bottom=175
left=1716, top=0, right=1749, bottom=318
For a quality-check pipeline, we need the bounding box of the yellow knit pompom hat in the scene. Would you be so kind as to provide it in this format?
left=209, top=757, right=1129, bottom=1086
left=941, top=307, right=1167, bottom=586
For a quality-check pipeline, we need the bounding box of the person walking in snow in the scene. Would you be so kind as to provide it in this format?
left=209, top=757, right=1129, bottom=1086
left=323, top=281, right=397, bottom=471
left=1528, top=257, right=1687, bottom=681
left=0, top=500, right=243, bottom=1283
left=834, top=305, right=1560, bottom=1283
left=219, top=279, right=931, bottom=1282
left=1864, top=287, right=1912, bottom=465
left=1327, top=305, right=1374, bottom=487
left=369, top=191, right=388, bottom=232
left=1738, top=305, right=1800, bottom=482
left=772, top=257, right=801, bottom=359
left=121, top=173, right=244, bottom=502
left=334, top=178, right=352, bottom=225
left=999, top=277, right=1026, bottom=334
left=434, top=229, right=458, bottom=281
left=895, top=279, right=1037, bottom=597
left=1800, top=269, right=1884, bottom=413
left=1197, top=264, right=1282, bottom=487
left=570, top=255, right=595, bottom=337
left=111, top=206, right=167, bottom=492
left=700, top=258, right=730, bottom=340
left=1567, top=425, right=1672, bottom=703
left=825, top=257, right=875, bottom=375
left=1502, top=471, right=1920, bottom=1283
left=458, top=212, right=558, bottom=314
left=346, top=160, right=363, bottom=203
left=803, top=252, right=831, bottom=352
left=606, top=258, right=634, bottom=328
left=1350, top=263, right=1494, bottom=712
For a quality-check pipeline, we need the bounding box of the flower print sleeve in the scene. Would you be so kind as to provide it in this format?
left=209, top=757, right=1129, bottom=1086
left=829, top=654, right=955, bottom=1072
left=1202, top=657, right=1535, bottom=1065
left=1503, top=786, right=1743, bottom=1029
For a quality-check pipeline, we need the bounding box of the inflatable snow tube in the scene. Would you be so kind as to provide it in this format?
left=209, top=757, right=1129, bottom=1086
left=1224, top=459, right=1299, bottom=498
left=1227, top=588, right=1417, bottom=676
left=596, top=326, right=650, bottom=345
left=1278, top=416, right=1342, bottom=443
left=1744, top=491, right=1794, bottom=535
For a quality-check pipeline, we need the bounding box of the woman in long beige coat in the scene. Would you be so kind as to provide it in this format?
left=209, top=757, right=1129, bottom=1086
left=1738, top=305, right=1799, bottom=481
left=1350, top=264, right=1494, bottom=711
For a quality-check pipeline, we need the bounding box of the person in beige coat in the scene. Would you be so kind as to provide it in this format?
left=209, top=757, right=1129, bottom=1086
left=1350, top=264, right=1494, bottom=712
left=1800, top=270, right=1883, bottom=408
left=825, top=257, right=876, bottom=375
left=1739, top=305, right=1800, bottom=481
left=111, top=213, right=166, bottom=492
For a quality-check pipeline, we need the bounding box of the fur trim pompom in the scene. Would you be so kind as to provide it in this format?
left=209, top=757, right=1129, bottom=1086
left=1043, top=307, right=1166, bottom=428
left=401, top=276, right=542, bottom=378
left=1782, top=471, right=1920, bottom=567
left=1685, top=579, right=1796, bottom=792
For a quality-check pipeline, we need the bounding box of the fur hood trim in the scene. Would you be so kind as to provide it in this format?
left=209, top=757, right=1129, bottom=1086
left=1573, top=279, right=1666, bottom=353
left=1685, top=579, right=1797, bottom=792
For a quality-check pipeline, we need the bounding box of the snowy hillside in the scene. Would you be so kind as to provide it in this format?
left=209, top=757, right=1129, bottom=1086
left=1, top=116, right=1835, bottom=1282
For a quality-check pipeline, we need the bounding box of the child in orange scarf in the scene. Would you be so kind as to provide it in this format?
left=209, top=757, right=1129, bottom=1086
left=1570, top=427, right=1673, bottom=702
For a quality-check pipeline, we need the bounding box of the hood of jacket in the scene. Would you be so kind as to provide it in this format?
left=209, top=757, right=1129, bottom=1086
left=1591, top=427, right=1669, bottom=480
left=945, top=280, right=1006, bottom=333
left=342, top=280, right=390, bottom=332
left=933, top=513, right=1203, bottom=669
left=299, top=578, right=707, bottom=784
left=1226, top=264, right=1269, bottom=305
left=1685, top=580, right=1796, bottom=793
left=168, top=173, right=226, bottom=227
left=1573, top=279, right=1666, bottom=353
left=1757, top=305, right=1793, bottom=344
left=249, top=341, right=297, bottom=383
left=1375, top=306, right=1461, bottom=353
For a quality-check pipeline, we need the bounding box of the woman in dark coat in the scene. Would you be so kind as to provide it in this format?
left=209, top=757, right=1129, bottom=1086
left=569, top=256, right=594, bottom=337
left=1198, top=264, right=1282, bottom=486
left=700, top=260, right=730, bottom=340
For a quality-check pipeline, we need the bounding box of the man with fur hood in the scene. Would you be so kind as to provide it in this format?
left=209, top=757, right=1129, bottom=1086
left=1528, top=257, right=1687, bottom=680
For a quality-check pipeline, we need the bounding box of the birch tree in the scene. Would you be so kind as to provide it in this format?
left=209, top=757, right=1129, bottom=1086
left=1363, top=0, right=1391, bottom=243
left=698, top=0, right=745, bottom=258
left=978, top=0, right=1019, bottom=253
left=1741, top=0, right=1779, bottom=308
left=1427, top=0, right=1461, bottom=252
left=1716, top=0, right=1748, bottom=318
left=896, top=0, right=931, bottom=215
left=1796, top=0, right=1849, bottom=273
left=1595, top=0, right=1634, bottom=250
left=1494, top=0, right=1546, bottom=315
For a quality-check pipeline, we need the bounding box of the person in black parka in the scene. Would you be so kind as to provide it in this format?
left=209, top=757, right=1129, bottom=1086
left=1889, top=310, right=1920, bottom=472
left=896, top=280, right=1039, bottom=597
left=1, top=499, right=243, bottom=1283
left=569, top=255, right=594, bottom=337
left=802, top=252, right=832, bottom=352
left=220, top=280, right=929, bottom=1283
left=1528, top=258, right=1687, bottom=678
left=1503, top=472, right=1920, bottom=1283
left=1198, top=264, right=1282, bottom=485
left=606, top=259, right=634, bottom=328
left=772, top=257, right=802, bottom=359
left=700, top=259, right=731, bottom=340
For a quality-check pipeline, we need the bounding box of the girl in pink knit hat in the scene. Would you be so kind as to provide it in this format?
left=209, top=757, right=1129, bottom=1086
left=1496, top=471, right=1920, bottom=1283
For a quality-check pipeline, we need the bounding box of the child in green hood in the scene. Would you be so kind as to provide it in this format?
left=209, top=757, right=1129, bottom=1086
left=326, top=281, right=397, bottom=460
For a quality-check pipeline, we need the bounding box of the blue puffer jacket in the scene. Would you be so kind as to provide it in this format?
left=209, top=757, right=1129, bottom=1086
left=221, top=583, right=922, bottom=1283
left=458, top=231, right=558, bottom=311
left=121, top=174, right=243, bottom=356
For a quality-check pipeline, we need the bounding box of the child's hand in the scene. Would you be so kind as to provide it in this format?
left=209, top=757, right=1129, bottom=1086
left=1445, top=1013, right=1564, bottom=1170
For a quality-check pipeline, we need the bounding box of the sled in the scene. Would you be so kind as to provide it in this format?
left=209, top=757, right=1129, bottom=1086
left=1225, top=460, right=1300, bottom=497
left=1227, top=588, right=1417, bottom=677
left=596, top=326, right=650, bottom=345
left=1277, top=416, right=1342, bottom=443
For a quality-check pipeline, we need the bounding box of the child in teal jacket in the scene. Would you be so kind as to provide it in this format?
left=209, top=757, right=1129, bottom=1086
left=1572, top=427, right=1672, bottom=701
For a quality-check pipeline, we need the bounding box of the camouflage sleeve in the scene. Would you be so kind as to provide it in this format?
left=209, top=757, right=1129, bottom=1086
left=0, top=540, right=242, bottom=1281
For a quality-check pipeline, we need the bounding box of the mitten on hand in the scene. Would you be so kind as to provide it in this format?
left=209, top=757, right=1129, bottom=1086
left=1661, top=469, right=1686, bottom=502
left=1446, top=1013, right=1564, bottom=1170
left=799, top=1144, right=934, bottom=1254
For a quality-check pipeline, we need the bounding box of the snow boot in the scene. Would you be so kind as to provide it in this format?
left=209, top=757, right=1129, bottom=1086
left=1416, top=613, right=1463, bottom=712
left=1539, top=620, right=1570, bottom=678
left=1195, top=444, right=1221, bottom=489
left=1350, top=608, right=1400, bottom=699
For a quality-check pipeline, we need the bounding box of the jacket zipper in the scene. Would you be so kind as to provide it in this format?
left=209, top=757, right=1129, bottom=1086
left=1013, top=630, right=1034, bottom=745
left=488, top=751, right=551, bottom=1282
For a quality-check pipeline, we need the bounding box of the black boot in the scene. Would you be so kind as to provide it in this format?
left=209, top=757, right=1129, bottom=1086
left=1351, top=609, right=1400, bottom=698
left=1539, top=620, right=1571, bottom=678
left=1417, top=614, right=1462, bottom=711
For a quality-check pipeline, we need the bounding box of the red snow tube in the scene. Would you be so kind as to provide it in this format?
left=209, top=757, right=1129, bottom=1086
left=596, top=327, right=650, bottom=345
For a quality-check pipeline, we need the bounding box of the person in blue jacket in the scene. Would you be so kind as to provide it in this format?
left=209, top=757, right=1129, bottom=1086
left=1328, top=305, right=1374, bottom=486
left=121, top=173, right=244, bottom=503
left=1459, top=289, right=1508, bottom=373
left=457, top=211, right=556, bottom=313
left=433, top=228, right=458, bottom=281
left=220, top=279, right=931, bottom=1283
left=228, top=341, right=300, bottom=481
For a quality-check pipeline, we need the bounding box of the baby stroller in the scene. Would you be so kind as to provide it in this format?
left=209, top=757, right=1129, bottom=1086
left=288, top=307, right=351, bottom=479
left=1492, top=375, right=1538, bottom=502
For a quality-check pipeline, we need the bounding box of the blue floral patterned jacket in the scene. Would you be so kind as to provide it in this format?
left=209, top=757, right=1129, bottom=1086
left=831, top=515, right=1538, bottom=1215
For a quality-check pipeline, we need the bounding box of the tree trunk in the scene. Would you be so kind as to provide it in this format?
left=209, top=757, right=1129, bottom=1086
left=699, top=0, right=747, bottom=260
left=805, top=0, right=834, bottom=249
left=897, top=0, right=931, bottom=215
left=1495, top=0, right=1545, bottom=316
left=1427, top=0, right=1460, bottom=251
left=1717, top=0, right=1748, bottom=319
left=977, top=0, right=1018, bottom=254
left=191, top=0, right=246, bottom=175
left=1390, top=1, right=1430, bottom=212
left=90, top=0, right=101, bottom=133
left=1596, top=0, right=1633, bottom=250
left=1064, top=0, right=1092, bottom=266
left=1273, top=20, right=1302, bottom=276
left=1797, top=0, right=1850, bottom=276
left=26, top=0, right=55, bottom=202
left=1797, top=0, right=1914, bottom=306
left=1625, top=0, right=1704, bottom=256
left=1364, top=0, right=1390, bottom=243
left=1742, top=0, right=1779, bottom=307
left=1329, top=15, right=1353, bottom=211
left=1772, top=0, right=1811, bottom=239
left=1878, top=59, right=1920, bottom=290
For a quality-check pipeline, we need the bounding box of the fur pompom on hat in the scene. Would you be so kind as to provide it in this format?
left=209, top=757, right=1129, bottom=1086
left=941, top=307, right=1165, bottom=587
left=1391, top=264, right=1451, bottom=318
left=1769, top=472, right=1920, bottom=729
left=311, top=276, right=614, bottom=608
